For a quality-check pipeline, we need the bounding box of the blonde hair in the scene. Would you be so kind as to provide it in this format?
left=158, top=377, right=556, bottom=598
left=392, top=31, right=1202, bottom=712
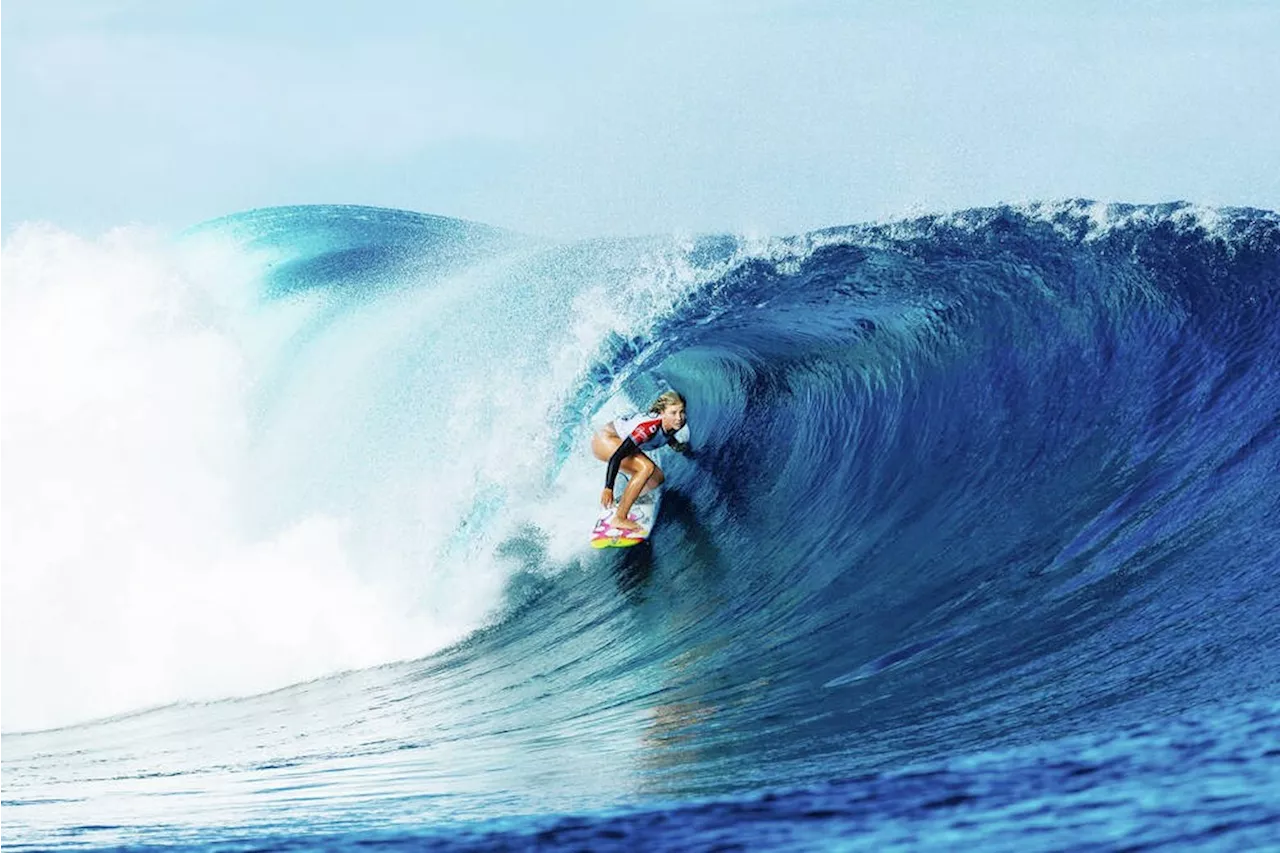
left=649, top=390, right=685, bottom=414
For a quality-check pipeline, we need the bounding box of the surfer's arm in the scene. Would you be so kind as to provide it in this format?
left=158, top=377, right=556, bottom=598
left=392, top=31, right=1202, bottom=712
left=666, top=432, right=692, bottom=457
left=605, top=437, right=640, bottom=490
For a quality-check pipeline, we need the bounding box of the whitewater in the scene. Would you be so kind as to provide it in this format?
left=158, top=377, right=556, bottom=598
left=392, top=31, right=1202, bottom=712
left=3, top=201, right=1279, bottom=850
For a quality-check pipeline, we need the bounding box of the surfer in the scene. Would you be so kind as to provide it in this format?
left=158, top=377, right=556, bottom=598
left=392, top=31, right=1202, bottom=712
left=592, top=391, right=691, bottom=532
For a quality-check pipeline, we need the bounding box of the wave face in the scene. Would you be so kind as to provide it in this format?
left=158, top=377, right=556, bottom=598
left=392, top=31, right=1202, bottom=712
left=4, top=202, right=1280, bottom=849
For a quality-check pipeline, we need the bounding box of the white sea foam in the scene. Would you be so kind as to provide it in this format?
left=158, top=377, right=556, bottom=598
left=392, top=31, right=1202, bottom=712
left=0, top=217, right=729, bottom=733
left=0, top=225, right=487, bottom=731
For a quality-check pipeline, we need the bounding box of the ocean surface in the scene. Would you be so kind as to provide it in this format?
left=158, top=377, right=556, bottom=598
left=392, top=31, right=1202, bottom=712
left=3, top=201, right=1279, bottom=850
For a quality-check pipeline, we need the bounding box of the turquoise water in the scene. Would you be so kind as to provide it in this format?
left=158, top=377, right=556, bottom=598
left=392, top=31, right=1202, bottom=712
left=4, top=202, right=1279, bottom=850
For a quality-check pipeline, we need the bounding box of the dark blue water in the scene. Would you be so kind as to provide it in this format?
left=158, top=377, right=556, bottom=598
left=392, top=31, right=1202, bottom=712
left=4, top=201, right=1279, bottom=850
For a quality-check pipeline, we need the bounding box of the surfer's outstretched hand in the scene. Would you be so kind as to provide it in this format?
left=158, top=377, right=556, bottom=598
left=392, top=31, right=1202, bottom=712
left=600, top=488, right=616, bottom=509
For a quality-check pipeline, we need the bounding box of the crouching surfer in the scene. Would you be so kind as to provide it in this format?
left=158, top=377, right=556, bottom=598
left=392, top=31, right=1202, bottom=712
left=591, top=391, right=691, bottom=532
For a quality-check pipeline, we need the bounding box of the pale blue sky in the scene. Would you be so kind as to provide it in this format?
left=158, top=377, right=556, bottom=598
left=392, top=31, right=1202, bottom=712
left=3, top=1, right=1278, bottom=238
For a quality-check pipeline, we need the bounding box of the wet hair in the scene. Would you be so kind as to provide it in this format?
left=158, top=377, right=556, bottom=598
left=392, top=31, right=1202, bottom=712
left=649, top=390, right=685, bottom=414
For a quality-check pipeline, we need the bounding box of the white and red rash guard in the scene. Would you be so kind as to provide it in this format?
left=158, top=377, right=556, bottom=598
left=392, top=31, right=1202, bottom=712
left=613, top=412, right=670, bottom=451
left=604, top=412, right=691, bottom=490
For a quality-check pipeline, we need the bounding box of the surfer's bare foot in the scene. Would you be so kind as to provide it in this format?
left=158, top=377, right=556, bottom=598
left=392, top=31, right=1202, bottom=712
left=611, top=514, right=643, bottom=532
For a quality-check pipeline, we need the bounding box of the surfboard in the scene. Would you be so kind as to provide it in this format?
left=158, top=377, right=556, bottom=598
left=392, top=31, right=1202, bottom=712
left=591, top=487, right=662, bottom=549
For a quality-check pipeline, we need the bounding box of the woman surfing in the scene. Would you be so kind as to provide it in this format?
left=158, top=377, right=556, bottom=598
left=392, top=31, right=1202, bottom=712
left=592, top=391, right=691, bottom=533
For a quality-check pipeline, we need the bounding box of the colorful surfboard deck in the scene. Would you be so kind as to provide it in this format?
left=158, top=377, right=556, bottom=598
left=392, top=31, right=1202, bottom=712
left=591, top=488, right=662, bottom=548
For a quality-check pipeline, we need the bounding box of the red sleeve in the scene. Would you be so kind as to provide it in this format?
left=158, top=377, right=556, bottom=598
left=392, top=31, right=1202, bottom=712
left=628, top=417, right=663, bottom=444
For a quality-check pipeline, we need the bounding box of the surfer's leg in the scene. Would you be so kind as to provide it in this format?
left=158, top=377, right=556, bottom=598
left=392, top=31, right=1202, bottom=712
left=593, top=431, right=664, bottom=490
left=614, top=453, right=656, bottom=529
left=639, top=465, right=664, bottom=494
left=591, top=429, right=651, bottom=531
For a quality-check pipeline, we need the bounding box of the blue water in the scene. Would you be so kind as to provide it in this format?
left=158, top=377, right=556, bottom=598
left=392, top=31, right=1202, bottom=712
left=4, top=201, right=1280, bottom=850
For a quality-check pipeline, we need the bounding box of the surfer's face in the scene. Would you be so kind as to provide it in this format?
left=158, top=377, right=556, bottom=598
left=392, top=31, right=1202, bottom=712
left=661, top=403, right=686, bottom=432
